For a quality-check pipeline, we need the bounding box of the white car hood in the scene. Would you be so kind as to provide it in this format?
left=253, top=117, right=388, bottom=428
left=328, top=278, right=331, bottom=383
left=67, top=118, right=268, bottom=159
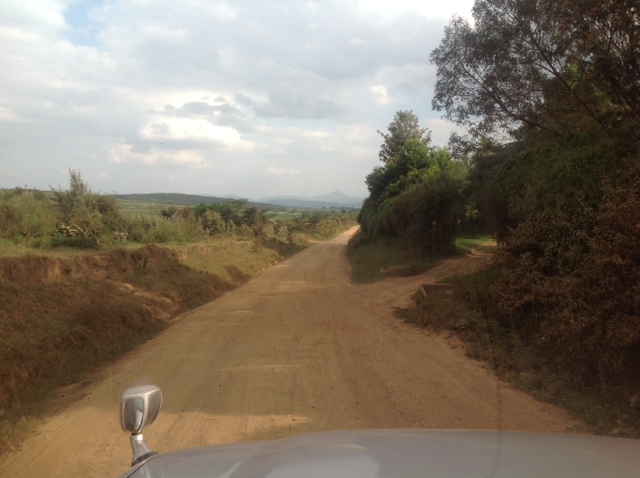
left=120, top=429, right=640, bottom=478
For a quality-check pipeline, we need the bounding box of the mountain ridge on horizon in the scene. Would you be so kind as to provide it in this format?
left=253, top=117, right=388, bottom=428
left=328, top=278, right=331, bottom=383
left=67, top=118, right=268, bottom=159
left=112, top=190, right=364, bottom=209
left=258, top=190, right=363, bottom=202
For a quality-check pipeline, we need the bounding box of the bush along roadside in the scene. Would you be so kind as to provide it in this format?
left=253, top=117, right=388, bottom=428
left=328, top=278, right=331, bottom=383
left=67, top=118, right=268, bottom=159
left=400, top=262, right=640, bottom=439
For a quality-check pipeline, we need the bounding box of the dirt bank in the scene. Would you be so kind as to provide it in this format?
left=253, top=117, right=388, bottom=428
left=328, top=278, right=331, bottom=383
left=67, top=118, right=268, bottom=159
left=0, top=228, right=583, bottom=477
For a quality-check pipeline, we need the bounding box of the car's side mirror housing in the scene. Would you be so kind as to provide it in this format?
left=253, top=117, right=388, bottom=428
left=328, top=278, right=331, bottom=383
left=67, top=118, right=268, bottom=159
left=121, top=385, right=162, bottom=466
left=121, top=385, right=162, bottom=434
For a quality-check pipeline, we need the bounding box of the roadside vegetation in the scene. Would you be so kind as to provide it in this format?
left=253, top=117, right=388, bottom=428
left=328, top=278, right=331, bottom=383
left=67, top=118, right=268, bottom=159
left=350, top=0, right=640, bottom=437
left=0, top=169, right=356, bottom=250
left=401, top=265, right=640, bottom=438
left=0, top=172, right=356, bottom=453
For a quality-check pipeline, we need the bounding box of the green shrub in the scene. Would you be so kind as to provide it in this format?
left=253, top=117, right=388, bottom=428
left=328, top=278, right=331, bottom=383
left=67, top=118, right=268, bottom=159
left=491, top=159, right=640, bottom=386
left=50, top=235, right=99, bottom=249
left=0, top=189, right=58, bottom=242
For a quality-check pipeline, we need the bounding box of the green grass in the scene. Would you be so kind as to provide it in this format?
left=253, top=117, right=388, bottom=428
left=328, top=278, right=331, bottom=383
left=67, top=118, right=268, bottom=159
left=113, top=199, right=165, bottom=216
left=455, top=235, right=495, bottom=254
left=348, top=233, right=494, bottom=284
left=348, top=238, right=437, bottom=284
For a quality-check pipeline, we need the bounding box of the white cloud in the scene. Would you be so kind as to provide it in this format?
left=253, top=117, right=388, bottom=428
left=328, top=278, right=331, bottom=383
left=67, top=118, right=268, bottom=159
left=107, top=143, right=206, bottom=166
left=1, top=0, right=67, bottom=30
left=425, top=118, right=467, bottom=147
left=370, top=85, right=391, bottom=106
left=357, top=0, right=474, bottom=20
left=205, top=2, right=237, bottom=20
left=301, top=129, right=331, bottom=139
left=139, top=118, right=245, bottom=146
left=0, top=0, right=475, bottom=198
left=267, top=166, right=300, bottom=177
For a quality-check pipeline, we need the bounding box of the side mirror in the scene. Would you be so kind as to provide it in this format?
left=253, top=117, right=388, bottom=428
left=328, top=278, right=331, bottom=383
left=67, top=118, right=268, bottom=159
left=121, top=385, right=162, bottom=466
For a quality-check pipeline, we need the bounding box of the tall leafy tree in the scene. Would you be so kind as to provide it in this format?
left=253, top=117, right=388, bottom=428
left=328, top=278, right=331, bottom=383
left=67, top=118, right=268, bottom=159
left=366, top=138, right=432, bottom=202
left=359, top=111, right=467, bottom=253
left=556, top=0, right=640, bottom=118
left=52, top=168, right=91, bottom=223
left=431, top=0, right=640, bottom=387
left=377, top=110, right=431, bottom=163
left=430, top=0, right=639, bottom=140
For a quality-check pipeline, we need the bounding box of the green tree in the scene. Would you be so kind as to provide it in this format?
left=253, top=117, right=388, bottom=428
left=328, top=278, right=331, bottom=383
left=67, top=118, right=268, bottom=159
left=430, top=0, right=639, bottom=140
left=377, top=110, right=431, bottom=163
left=431, top=0, right=640, bottom=388
left=305, top=212, right=323, bottom=234
left=388, top=149, right=468, bottom=253
left=242, top=206, right=263, bottom=228
left=51, top=168, right=91, bottom=224
left=361, top=137, right=435, bottom=239
left=365, top=138, right=432, bottom=202
left=554, top=0, right=640, bottom=119
left=200, top=209, right=224, bottom=234
left=359, top=111, right=467, bottom=254
left=216, top=199, right=249, bottom=226
left=0, top=188, right=57, bottom=242
left=50, top=169, right=128, bottom=245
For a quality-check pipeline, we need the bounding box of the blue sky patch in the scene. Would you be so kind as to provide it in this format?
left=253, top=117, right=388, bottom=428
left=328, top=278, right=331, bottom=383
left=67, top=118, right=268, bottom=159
left=63, top=0, right=101, bottom=47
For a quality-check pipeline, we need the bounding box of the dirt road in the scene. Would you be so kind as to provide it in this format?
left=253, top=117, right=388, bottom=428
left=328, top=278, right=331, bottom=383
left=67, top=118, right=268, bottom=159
left=0, top=228, right=582, bottom=477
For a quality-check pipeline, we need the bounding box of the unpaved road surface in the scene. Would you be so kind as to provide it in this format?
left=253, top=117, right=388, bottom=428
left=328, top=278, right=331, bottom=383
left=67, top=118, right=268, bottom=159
left=0, top=228, right=582, bottom=477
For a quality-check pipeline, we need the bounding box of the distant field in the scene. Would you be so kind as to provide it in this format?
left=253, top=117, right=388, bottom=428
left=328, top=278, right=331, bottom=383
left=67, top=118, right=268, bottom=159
left=115, top=199, right=318, bottom=221
left=114, top=198, right=165, bottom=216
left=113, top=194, right=277, bottom=217
left=112, top=193, right=287, bottom=210
left=112, top=192, right=235, bottom=206
left=112, top=193, right=235, bottom=217
left=113, top=195, right=355, bottom=222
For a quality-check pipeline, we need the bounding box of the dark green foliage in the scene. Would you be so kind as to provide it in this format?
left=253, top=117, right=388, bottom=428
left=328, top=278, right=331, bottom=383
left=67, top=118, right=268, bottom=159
left=51, top=169, right=90, bottom=224
left=492, top=158, right=640, bottom=386
left=0, top=188, right=57, bottom=242
left=386, top=154, right=467, bottom=254
left=431, top=0, right=640, bottom=140
left=430, top=0, right=640, bottom=390
left=45, top=169, right=137, bottom=245
left=359, top=116, right=468, bottom=255
left=50, top=235, right=99, bottom=249
left=377, top=110, right=431, bottom=163
left=160, top=205, right=179, bottom=218
left=2, top=169, right=356, bottom=248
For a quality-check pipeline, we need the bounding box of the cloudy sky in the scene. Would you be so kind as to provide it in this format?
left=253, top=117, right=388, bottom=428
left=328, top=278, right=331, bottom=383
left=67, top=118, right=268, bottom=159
left=0, top=0, right=473, bottom=199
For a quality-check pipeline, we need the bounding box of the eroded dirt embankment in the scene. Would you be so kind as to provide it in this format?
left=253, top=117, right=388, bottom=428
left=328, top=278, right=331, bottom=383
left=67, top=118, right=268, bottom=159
left=0, top=243, right=280, bottom=433
left=0, top=246, right=169, bottom=284
left=0, top=228, right=584, bottom=478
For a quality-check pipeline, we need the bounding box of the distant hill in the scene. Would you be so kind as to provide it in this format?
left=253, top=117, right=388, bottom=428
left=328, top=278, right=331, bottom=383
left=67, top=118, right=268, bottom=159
left=113, top=191, right=363, bottom=210
left=258, top=191, right=363, bottom=209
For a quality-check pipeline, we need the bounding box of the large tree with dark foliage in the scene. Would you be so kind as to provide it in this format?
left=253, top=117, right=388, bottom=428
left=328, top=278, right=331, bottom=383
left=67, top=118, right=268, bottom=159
left=431, top=0, right=640, bottom=389
left=377, top=110, right=431, bottom=163
left=431, top=0, right=640, bottom=140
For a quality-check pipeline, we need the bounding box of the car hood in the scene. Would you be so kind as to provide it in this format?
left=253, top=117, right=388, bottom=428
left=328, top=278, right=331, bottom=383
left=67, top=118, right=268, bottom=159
left=120, top=429, right=640, bottom=478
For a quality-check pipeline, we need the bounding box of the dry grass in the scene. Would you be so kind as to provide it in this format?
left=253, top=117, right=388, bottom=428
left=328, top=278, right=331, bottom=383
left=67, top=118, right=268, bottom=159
left=177, top=236, right=304, bottom=279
